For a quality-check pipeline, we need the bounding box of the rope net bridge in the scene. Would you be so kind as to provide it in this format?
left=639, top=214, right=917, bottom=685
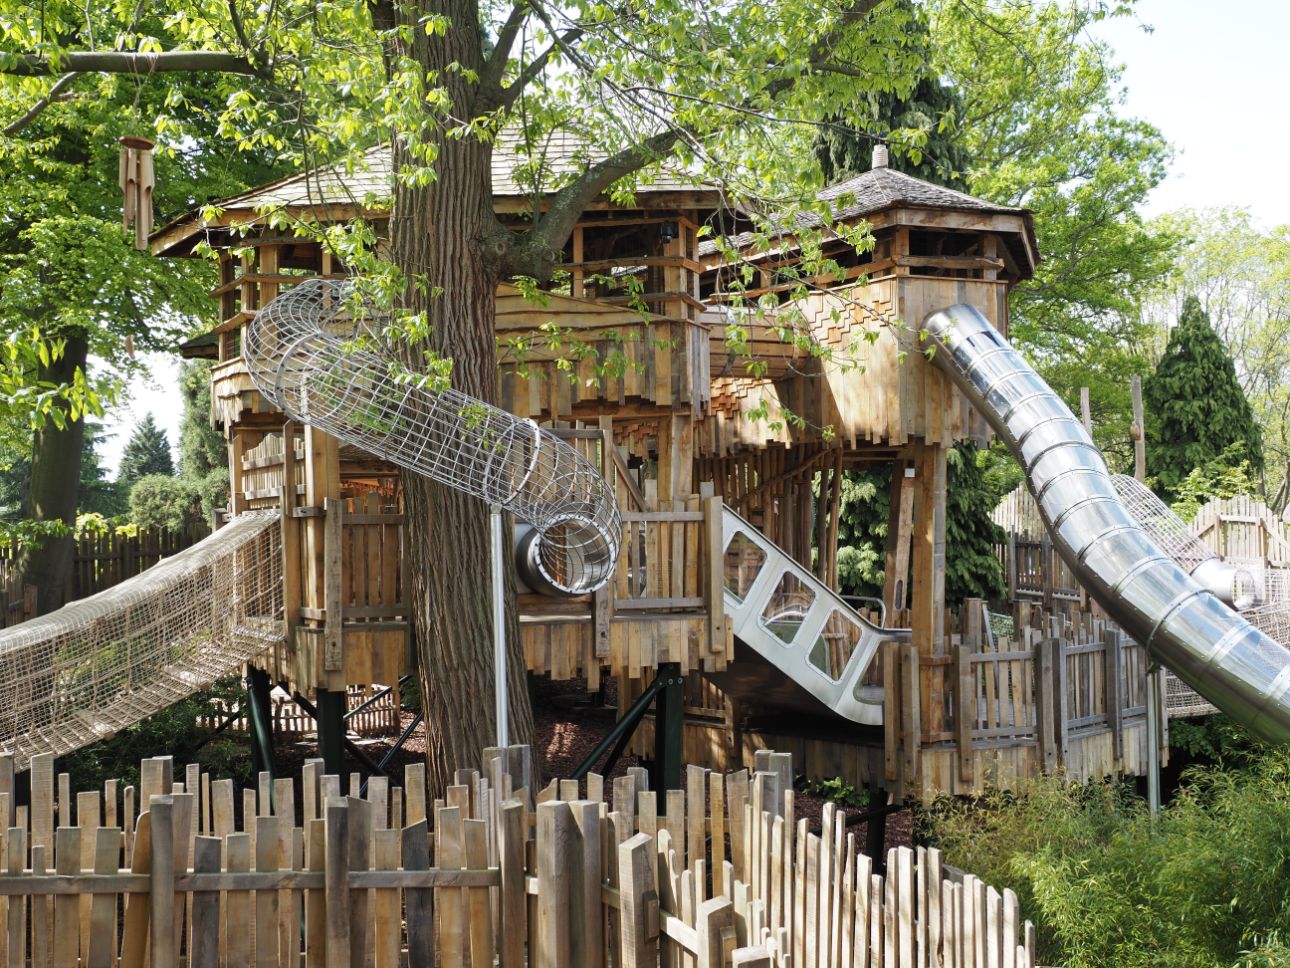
left=0, top=512, right=282, bottom=770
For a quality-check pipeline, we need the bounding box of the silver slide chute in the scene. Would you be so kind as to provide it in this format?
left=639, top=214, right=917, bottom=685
left=244, top=279, right=620, bottom=596
left=924, top=303, right=1290, bottom=744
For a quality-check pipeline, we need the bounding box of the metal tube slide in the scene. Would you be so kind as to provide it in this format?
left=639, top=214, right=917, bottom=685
left=924, top=303, right=1290, bottom=744
left=244, top=279, right=620, bottom=596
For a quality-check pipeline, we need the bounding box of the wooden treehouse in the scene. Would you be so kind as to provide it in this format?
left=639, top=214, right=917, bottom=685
left=155, top=135, right=1166, bottom=802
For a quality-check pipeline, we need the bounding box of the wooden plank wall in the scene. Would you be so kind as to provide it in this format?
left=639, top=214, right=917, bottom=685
left=0, top=746, right=1038, bottom=968
left=696, top=278, right=1004, bottom=457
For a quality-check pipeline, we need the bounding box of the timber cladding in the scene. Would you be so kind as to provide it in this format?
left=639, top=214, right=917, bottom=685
left=0, top=744, right=1038, bottom=967
left=697, top=278, right=1005, bottom=456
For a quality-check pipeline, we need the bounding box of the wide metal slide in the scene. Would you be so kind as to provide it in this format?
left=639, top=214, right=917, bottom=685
left=709, top=506, right=907, bottom=726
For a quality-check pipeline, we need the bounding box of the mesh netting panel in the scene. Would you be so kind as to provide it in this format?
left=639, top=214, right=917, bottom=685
left=0, top=512, right=281, bottom=770
left=244, top=279, right=620, bottom=595
left=1111, top=475, right=1215, bottom=571
left=1164, top=670, right=1218, bottom=719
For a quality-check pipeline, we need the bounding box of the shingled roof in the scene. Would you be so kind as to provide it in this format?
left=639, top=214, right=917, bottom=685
left=152, top=129, right=717, bottom=254
left=819, top=164, right=1023, bottom=221
left=699, top=149, right=1037, bottom=276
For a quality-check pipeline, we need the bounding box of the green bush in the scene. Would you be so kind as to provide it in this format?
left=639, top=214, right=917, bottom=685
left=63, top=676, right=254, bottom=790
left=922, top=750, right=1290, bottom=968
left=128, top=474, right=200, bottom=531
left=196, top=468, right=230, bottom=523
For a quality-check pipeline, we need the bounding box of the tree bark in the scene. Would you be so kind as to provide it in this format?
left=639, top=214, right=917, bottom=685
left=388, top=0, right=535, bottom=796
left=20, top=333, right=88, bottom=614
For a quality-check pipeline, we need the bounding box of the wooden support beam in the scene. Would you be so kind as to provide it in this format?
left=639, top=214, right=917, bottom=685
left=882, top=459, right=915, bottom=620
left=910, top=442, right=947, bottom=736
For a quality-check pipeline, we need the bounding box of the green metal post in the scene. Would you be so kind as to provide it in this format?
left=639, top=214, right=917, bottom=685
left=316, top=687, right=346, bottom=777
left=246, top=666, right=275, bottom=782
left=653, top=663, right=683, bottom=805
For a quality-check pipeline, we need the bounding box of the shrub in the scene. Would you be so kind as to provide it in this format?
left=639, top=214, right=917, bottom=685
left=196, top=468, right=230, bottom=523
left=923, top=750, right=1290, bottom=968
left=128, top=474, right=200, bottom=531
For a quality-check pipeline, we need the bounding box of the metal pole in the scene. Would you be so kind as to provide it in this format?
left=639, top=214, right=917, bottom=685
left=492, top=505, right=509, bottom=747
left=1146, top=664, right=1162, bottom=816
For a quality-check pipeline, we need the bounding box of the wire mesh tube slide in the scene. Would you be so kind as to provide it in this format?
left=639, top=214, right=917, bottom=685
left=244, top=279, right=619, bottom=596
left=709, top=506, right=908, bottom=725
left=0, top=511, right=283, bottom=769
left=924, top=303, right=1290, bottom=744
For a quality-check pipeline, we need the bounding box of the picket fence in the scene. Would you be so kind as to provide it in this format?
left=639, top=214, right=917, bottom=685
left=0, top=746, right=1037, bottom=967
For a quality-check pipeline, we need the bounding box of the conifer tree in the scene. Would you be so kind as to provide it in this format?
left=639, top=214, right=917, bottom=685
left=1144, top=296, right=1264, bottom=501
left=117, top=414, right=175, bottom=489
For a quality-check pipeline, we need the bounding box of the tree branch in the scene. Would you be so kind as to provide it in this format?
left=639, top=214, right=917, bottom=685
left=496, top=24, right=584, bottom=110
left=3, top=71, right=81, bottom=135
left=508, top=129, right=684, bottom=277
left=0, top=50, right=263, bottom=78
left=478, top=1, right=529, bottom=102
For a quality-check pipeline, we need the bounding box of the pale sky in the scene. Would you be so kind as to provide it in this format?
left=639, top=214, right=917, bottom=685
left=98, top=0, right=1290, bottom=473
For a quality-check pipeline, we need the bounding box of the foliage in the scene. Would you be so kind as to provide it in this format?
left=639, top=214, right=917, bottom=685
left=928, top=1, right=1175, bottom=458
left=813, top=0, right=971, bottom=189
left=835, top=443, right=1003, bottom=604
left=195, top=469, right=230, bottom=524
left=796, top=775, right=870, bottom=810
left=128, top=474, right=200, bottom=531
left=63, top=675, right=254, bottom=790
left=179, top=362, right=226, bottom=481
left=1168, top=445, right=1259, bottom=524
left=0, top=422, right=123, bottom=520
left=923, top=748, right=1290, bottom=968
left=117, top=414, right=175, bottom=487
left=1144, top=297, right=1264, bottom=502
left=1142, top=209, right=1290, bottom=510
left=1168, top=714, right=1263, bottom=768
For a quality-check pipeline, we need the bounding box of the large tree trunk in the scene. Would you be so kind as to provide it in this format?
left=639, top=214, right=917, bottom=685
left=20, top=333, right=88, bottom=614
left=388, top=0, right=535, bottom=795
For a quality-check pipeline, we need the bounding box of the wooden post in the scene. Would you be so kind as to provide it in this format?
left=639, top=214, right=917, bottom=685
left=1079, top=386, right=1092, bottom=436
left=537, top=801, right=573, bottom=967
left=1104, top=628, right=1124, bottom=770
left=149, top=796, right=176, bottom=968
left=901, top=641, right=922, bottom=791
left=954, top=644, right=975, bottom=784
left=705, top=493, right=727, bottom=656
left=617, top=834, right=658, bottom=968
left=593, top=418, right=615, bottom=661
left=1131, top=376, right=1146, bottom=483
left=281, top=422, right=301, bottom=673
left=1035, top=638, right=1058, bottom=772
left=1053, top=637, right=1069, bottom=766
left=910, top=442, right=947, bottom=737
left=883, top=460, right=915, bottom=619
left=323, top=497, right=345, bottom=676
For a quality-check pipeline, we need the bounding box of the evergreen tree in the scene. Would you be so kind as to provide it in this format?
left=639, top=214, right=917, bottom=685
left=813, top=0, right=972, bottom=188
left=178, top=362, right=226, bottom=481
left=117, top=415, right=174, bottom=488
left=78, top=424, right=127, bottom=518
left=1144, top=296, right=1264, bottom=502
left=835, top=443, right=1004, bottom=604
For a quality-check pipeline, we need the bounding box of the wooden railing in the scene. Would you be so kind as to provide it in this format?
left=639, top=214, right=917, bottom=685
left=883, top=601, right=1166, bottom=790
left=0, top=745, right=1038, bottom=967
left=197, top=682, right=401, bottom=737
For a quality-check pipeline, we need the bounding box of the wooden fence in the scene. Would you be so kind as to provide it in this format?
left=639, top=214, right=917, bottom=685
left=0, top=524, right=209, bottom=606
left=0, top=745, right=1038, bottom=967
left=196, top=682, right=402, bottom=737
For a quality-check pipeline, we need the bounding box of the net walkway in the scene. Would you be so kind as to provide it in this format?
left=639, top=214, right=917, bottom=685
left=0, top=512, right=282, bottom=770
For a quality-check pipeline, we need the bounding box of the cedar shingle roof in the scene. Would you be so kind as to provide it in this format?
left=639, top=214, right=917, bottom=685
left=153, top=129, right=716, bottom=253
left=704, top=164, right=1027, bottom=255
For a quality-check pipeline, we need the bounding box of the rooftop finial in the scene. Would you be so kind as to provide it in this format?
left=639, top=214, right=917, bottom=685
left=872, top=143, right=889, bottom=169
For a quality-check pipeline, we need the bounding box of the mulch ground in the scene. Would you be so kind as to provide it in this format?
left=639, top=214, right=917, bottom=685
left=272, top=675, right=912, bottom=851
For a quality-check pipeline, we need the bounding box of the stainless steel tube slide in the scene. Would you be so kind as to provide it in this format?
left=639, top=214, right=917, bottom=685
left=245, top=278, right=620, bottom=596
left=924, top=303, right=1290, bottom=744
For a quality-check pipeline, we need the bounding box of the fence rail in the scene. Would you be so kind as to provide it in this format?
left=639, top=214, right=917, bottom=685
left=0, top=744, right=1037, bottom=967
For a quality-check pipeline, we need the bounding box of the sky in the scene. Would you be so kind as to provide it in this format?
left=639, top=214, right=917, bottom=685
left=1094, top=0, right=1290, bottom=226
left=97, top=0, right=1290, bottom=474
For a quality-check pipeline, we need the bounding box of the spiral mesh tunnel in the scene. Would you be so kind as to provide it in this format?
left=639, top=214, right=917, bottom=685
left=0, top=512, right=282, bottom=770
left=244, top=279, right=620, bottom=595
